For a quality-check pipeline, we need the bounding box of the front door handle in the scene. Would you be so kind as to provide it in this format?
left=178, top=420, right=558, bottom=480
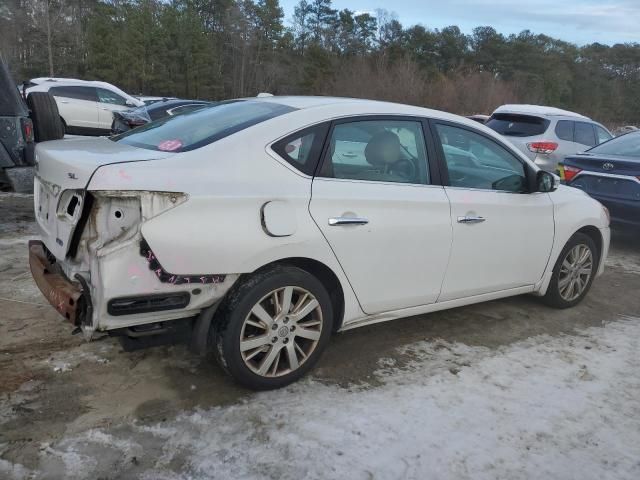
left=457, top=216, right=486, bottom=224
left=328, top=217, right=369, bottom=226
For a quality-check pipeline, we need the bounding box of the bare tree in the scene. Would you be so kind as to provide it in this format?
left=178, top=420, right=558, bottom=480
left=27, top=0, right=68, bottom=75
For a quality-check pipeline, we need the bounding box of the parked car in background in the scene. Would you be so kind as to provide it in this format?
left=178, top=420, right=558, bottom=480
left=486, top=105, right=612, bottom=173
left=1, top=59, right=64, bottom=192
left=26, top=80, right=144, bottom=135
left=466, top=114, right=489, bottom=124
left=135, top=96, right=178, bottom=106
left=111, top=98, right=213, bottom=134
left=560, top=131, right=640, bottom=227
left=30, top=96, right=609, bottom=390
left=612, top=125, right=638, bottom=137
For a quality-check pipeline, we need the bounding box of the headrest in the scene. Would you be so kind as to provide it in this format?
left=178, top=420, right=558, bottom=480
left=364, top=131, right=401, bottom=166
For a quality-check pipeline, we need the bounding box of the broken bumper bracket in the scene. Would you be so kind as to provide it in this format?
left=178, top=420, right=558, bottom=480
left=28, top=240, right=86, bottom=325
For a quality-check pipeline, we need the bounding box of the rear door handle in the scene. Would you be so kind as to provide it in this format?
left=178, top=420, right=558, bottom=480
left=457, top=216, right=486, bottom=224
left=328, top=217, right=369, bottom=226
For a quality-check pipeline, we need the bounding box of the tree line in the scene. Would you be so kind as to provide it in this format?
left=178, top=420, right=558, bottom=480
left=1, top=0, right=639, bottom=126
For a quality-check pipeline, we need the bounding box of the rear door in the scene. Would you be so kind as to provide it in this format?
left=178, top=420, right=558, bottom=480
left=49, top=85, right=99, bottom=130
left=97, top=88, right=131, bottom=129
left=431, top=121, right=554, bottom=301
left=309, top=116, right=452, bottom=314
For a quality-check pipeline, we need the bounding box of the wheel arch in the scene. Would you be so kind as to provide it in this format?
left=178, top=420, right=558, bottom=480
left=575, top=225, right=603, bottom=260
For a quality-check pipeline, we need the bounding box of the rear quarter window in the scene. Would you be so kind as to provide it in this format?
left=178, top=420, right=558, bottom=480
left=486, top=113, right=550, bottom=137
left=554, top=120, right=574, bottom=141
left=271, top=124, right=329, bottom=175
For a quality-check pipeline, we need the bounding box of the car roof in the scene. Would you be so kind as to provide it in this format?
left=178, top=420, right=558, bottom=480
left=251, top=95, right=478, bottom=123
left=493, top=104, right=589, bottom=119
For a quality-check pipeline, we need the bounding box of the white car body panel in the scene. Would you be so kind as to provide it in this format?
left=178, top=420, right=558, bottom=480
left=309, top=178, right=452, bottom=314
left=439, top=188, right=554, bottom=301
left=56, top=96, right=100, bottom=129
left=31, top=97, right=610, bottom=336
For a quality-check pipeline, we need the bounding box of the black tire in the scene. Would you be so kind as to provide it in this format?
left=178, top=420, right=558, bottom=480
left=542, top=232, right=599, bottom=309
left=27, top=92, right=65, bottom=141
left=212, top=265, right=334, bottom=390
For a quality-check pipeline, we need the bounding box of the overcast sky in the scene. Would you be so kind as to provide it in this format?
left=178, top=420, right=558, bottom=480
left=280, top=0, right=639, bottom=46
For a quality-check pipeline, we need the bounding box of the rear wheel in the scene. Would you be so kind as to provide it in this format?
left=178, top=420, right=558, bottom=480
left=27, top=92, right=64, bottom=141
left=213, top=266, right=333, bottom=390
left=542, top=232, right=598, bottom=308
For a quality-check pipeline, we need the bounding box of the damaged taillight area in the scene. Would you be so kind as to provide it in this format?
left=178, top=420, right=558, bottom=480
left=42, top=190, right=238, bottom=337
left=87, top=191, right=188, bottom=249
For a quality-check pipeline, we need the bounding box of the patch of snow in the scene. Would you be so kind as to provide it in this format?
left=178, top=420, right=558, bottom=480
left=15, top=317, right=640, bottom=479
left=0, top=457, right=34, bottom=480
left=606, top=250, right=640, bottom=275
left=44, top=348, right=113, bottom=373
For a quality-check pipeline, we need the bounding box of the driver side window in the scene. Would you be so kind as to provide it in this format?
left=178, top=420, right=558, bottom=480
left=318, top=119, right=430, bottom=185
left=436, top=124, right=527, bottom=193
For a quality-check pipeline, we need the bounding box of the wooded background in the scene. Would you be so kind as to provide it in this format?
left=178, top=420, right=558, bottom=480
left=1, top=0, right=639, bottom=126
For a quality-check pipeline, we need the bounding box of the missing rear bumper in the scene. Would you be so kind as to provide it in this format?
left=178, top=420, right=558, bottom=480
left=28, top=240, right=91, bottom=325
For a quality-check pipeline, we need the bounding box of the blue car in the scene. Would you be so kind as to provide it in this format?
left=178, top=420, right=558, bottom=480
left=561, top=131, right=640, bottom=227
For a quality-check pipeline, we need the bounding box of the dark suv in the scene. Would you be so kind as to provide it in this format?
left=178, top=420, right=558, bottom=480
left=0, top=58, right=64, bottom=192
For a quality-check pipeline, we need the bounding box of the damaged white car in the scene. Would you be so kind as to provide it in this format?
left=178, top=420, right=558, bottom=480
left=29, top=96, right=610, bottom=389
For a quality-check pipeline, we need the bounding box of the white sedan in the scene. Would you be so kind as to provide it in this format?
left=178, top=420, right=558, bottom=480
left=29, top=97, right=610, bottom=390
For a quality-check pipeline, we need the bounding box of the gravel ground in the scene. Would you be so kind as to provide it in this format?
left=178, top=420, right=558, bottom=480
left=1, top=192, right=639, bottom=479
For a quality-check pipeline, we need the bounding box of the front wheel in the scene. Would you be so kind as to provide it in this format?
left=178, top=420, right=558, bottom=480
left=542, top=232, right=599, bottom=308
left=212, top=266, right=333, bottom=390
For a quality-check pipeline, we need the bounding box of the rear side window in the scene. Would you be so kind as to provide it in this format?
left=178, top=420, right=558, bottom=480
left=49, top=86, right=97, bottom=102
left=318, top=119, right=430, bottom=185
left=486, top=113, right=550, bottom=137
left=555, top=120, right=574, bottom=141
left=272, top=124, right=329, bottom=176
left=114, top=100, right=296, bottom=152
left=574, top=122, right=596, bottom=147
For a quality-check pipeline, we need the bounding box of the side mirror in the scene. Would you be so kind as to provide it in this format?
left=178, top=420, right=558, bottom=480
left=125, top=100, right=135, bottom=107
left=537, top=170, right=559, bottom=192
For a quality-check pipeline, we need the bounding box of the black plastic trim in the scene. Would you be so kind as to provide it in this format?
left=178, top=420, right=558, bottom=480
left=107, top=292, right=190, bottom=316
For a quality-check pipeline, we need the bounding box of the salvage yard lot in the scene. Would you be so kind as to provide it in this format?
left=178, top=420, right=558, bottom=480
left=1, top=192, right=639, bottom=479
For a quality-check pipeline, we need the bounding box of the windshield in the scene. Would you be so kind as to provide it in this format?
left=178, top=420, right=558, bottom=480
left=113, top=100, right=295, bottom=152
left=486, top=113, right=550, bottom=137
left=587, top=131, right=640, bottom=158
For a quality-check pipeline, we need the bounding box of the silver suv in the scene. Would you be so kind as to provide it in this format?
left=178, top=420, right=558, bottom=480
left=486, top=105, right=612, bottom=173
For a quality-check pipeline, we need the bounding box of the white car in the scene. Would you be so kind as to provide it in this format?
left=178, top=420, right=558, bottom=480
left=26, top=80, right=144, bottom=135
left=29, top=97, right=610, bottom=390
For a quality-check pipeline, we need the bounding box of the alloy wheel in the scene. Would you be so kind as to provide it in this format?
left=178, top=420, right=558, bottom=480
left=239, top=286, right=323, bottom=377
left=558, top=244, right=594, bottom=301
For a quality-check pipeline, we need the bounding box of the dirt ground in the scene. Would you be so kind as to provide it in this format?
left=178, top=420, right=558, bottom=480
left=1, top=192, right=639, bottom=477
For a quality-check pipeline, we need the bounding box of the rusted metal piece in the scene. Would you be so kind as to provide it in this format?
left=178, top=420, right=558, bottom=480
left=28, top=240, right=82, bottom=324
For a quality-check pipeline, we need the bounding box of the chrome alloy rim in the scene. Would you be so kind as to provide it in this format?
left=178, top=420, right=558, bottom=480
left=558, top=244, right=594, bottom=301
left=240, top=286, right=323, bottom=377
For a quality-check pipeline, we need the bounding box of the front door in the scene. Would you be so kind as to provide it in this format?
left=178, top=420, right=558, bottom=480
left=309, top=117, right=452, bottom=314
left=431, top=122, right=554, bottom=302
